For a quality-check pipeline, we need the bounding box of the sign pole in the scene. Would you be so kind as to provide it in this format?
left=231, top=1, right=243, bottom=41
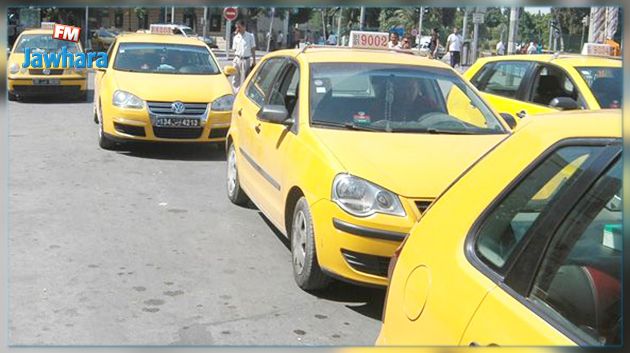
left=225, top=20, right=231, bottom=60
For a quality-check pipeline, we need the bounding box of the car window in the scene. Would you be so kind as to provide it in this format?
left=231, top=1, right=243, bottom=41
left=470, top=63, right=491, bottom=87
left=479, top=61, right=531, bottom=99
left=267, top=63, right=300, bottom=125
left=530, top=159, right=621, bottom=346
left=246, top=58, right=285, bottom=106
left=528, top=65, right=581, bottom=107
left=15, top=33, right=81, bottom=54
left=309, top=63, right=505, bottom=134
left=576, top=67, right=622, bottom=109
left=475, top=146, right=604, bottom=270
left=113, top=43, right=219, bottom=74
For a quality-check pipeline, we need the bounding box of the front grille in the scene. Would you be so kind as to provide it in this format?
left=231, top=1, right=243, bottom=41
left=147, top=101, right=208, bottom=116
left=114, top=123, right=146, bottom=137
left=152, top=127, right=203, bottom=139
left=341, top=249, right=390, bottom=278
left=29, top=69, right=64, bottom=75
left=415, top=200, right=432, bottom=214
left=209, top=127, right=229, bottom=138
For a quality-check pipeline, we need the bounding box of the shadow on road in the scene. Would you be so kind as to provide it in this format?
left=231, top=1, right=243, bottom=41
left=12, top=89, right=94, bottom=104
left=258, top=212, right=386, bottom=321
left=116, top=142, right=227, bottom=161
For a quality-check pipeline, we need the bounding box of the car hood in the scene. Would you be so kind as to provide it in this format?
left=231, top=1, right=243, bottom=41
left=111, top=70, right=232, bottom=103
left=311, top=128, right=506, bottom=198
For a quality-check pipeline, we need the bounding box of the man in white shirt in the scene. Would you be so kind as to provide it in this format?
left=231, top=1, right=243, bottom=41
left=388, top=32, right=401, bottom=49
left=232, top=20, right=256, bottom=91
left=445, top=27, right=463, bottom=68
left=276, top=31, right=284, bottom=49
left=527, top=41, right=537, bottom=54
left=496, top=40, right=505, bottom=55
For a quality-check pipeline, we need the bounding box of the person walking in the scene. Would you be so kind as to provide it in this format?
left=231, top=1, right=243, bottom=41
left=527, top=41, right=537, bottom=54
left=429, top=28, right=440, bottom=58
left=446, top=27, right=463, bottom=68
left=495, top=40, right=505, bottom=55
left=232, top=20, right=256, bottom=92
left=276, top=31, right=284, bottom=49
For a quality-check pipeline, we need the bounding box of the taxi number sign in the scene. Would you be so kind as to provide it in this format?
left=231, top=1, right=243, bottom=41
left=349, top=31, right=388, bottom=49
left=154, top=117, right=200, bottom=128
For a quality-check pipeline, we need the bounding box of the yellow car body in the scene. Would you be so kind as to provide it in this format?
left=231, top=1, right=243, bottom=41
left=8, top=28, right=87, bottom=100
left=226, top=47, right=513, bottom=288
left=378, top=110, right=621, bottom=346
left=464, top=54, right=621, bottom=119
left=94, top=33, right=235, bottom=148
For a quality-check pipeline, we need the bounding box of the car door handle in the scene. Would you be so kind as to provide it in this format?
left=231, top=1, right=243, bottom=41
left=516, top=110, right=527, bottom=119
left=254, top=123, right=261, bottom=134
left=469, top=342, right=499, bottom=347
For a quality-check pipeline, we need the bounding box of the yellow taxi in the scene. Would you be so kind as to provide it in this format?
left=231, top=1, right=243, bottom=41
left=94, top=30, right=236, bottom=149
left=378, top=110, right=621, bottom=346
left=8, top=24, right=88, bottom=101
left=226, top=46, right=515, bottom=289
left=464, top=54, right=621, bottom=119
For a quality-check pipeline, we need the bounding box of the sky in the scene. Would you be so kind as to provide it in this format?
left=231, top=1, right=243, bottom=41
left=524, top=7, right=551, bottom=14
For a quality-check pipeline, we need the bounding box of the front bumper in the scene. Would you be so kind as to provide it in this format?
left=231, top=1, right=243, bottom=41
left=311, top=198, right=420, bottom=287
left=8, top=76, right=87, bottom=96
left=102, top=105, right=231, bottom=143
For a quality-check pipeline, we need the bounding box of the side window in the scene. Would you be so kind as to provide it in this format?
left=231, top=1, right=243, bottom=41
left=245, top=58, right=285, bottom=106
left=528, top=65, right=581, bottom=107
left=530, top=159, right=621, bottom=346
left=470, top=63, right=492, bottom=87
left=268, top=63, right=300, bottom=118
left=478, top=61, right=531, bottom=99
left=474, top=146, right=604, bottom=270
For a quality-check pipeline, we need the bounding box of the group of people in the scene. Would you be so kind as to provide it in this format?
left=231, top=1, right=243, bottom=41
left=387, top=27, right=464, bottom=69
left=495, top=40, right=543, bottom=55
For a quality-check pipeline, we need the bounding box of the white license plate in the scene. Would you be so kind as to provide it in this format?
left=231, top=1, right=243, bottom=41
left=154, top=117, right=200, bottom=128
left=33, top=79, right=60, bottom=85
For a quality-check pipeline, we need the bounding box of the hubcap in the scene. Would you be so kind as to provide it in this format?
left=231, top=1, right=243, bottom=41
left=227, top=147, right=237, bottom=196
left=292, top=210, right=307, bottom=275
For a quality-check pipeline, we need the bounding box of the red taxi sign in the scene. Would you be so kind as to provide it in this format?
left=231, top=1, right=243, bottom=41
left=349, top=31, right=389, bottom=49
left=224, top=7, right=238, bottom=21
left=150, top=24, right=173, bottom=35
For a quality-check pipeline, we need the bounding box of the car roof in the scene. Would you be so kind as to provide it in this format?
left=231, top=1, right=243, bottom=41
left=476, top=53, right=621, bottom=68
left=270, top=47, right=453, bottom=69
left=115, top=33, right=205, bottom=45
left=18, top=29, right=53, bottom=35
left=513, top=109, right=621, bottom=140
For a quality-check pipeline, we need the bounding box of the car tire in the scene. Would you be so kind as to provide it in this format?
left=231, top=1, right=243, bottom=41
left=97, top=105, right=117, bottom=150
left=8, top=92, right=18, bottom=101
left=226, top=143, right=250, bottom=206
left=291, top=197, right=331, bottom=291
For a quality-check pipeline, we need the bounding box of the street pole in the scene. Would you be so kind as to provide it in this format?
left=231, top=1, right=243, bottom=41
left=225, top=20, right=231, bottom=60
left=321, top=10, right=326, bottom=41
left=203, top=7, right=207, bottom=39
left=462, top=8, right=469, bottom=41
left=472, top=19, right=479, bottom=61
left=283, top=10, right=289, bottom=48
left=171, top=6, right=175, bottom=24
left=267, top=8, right=275, bottom=52
left=164, top=7, right=167, bottom=23
left=337, top=8, right=342, bottom=46
left=548, top=19, right=553, bottom=50
left=507, top=7, right=519, bottom=54
left=84, top=6, right=89, bottom=50
left=359, top=6, right=365, bottom=31
left=418, top=6, right=424, bottom=44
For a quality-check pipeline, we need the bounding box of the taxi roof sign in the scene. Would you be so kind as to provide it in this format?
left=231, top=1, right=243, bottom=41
left=581, top=43, right=613, bottom=56
left=349, top=31, right=389, bottom=49
left=150, top=24, right=175, bottom=35
left=41, top=22, right=56, bottom=30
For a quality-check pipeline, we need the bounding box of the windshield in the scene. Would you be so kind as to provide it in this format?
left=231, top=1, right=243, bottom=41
left=576, top=67, right=622, bottom=109
left=113, top=43, right=219, bottom=74
left=14, top=34, right=81, bottom=54
left=309, top=63, right=506, bottom=134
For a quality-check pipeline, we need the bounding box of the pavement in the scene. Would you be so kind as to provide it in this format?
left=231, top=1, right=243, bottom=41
left=8, top=73, right=384, bottom=345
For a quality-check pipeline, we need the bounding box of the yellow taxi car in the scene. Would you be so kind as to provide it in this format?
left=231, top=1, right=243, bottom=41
left=8, top=24, right=88, bottom=101
left=226, top=46, right=516, bottom=290
left=378, top=110, right=621, bottom=346
left=464, top=54, right=621, bottom=119
left=94, top=30, right=236, bottom=149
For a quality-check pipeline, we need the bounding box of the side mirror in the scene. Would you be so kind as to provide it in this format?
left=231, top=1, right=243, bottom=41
left=549, top=97, right=579, bottom=110
left=500, top=113, right=518, bottom=129
left=257, top=105, right=292, bottom=125
left=223, top=65, right=237, bottom=76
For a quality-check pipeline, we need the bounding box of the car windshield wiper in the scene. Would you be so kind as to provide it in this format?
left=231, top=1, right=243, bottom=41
left=312, top=121, right=384, bottom=132
left=385, top=127, right=478, bottom=134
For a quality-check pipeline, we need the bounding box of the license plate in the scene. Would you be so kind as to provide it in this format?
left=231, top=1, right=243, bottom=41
left=33, top=79, right=60, bottom=85
left=154, top=117, right=200, bottom=128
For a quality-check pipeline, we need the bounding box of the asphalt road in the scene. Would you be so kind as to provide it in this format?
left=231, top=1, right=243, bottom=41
left=8, top=74, right=385, bottom=345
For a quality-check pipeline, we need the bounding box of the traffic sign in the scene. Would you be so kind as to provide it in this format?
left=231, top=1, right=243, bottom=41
left=472, top=12, right=484, bottom=24
left=223, top=7, right=238, bottom=21
left=411, top=28, right=418, bottom=36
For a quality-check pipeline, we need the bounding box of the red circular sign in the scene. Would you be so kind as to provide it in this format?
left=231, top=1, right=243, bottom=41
left=223, top=7, right=238, bottom=21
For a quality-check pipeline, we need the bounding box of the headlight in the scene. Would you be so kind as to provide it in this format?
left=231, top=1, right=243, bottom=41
left=9, top=63, right=19, bottom=74
left=332, top=174, right=405, bottom=217
left=210, top=94, right=234, bottom=111
left=112, top=90, right=144, bottom=109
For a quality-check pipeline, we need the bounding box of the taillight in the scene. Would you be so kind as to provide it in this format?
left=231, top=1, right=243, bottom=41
left=382, top=234, right=409, bottom=321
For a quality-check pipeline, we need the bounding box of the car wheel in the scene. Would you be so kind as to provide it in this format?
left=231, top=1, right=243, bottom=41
left=226, top=143, right=250, bottom=205
left=8, top=92, right=18, bottom=101
left=97, top=105, right=117, bottom=150
left=291, top=197, right=331, bottom=291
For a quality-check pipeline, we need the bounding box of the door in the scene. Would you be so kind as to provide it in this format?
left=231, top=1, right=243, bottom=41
left=254, top=59, right=301, bottom=228
left=236, top=57, right=287, bottom=210
left=520, top=63, right=587, bottom=114
left=471, top=61, right=534, bottom=118
left=461, top=143, right=621, bottom=346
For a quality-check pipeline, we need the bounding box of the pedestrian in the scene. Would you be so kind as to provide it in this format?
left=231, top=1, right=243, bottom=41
left=429, top=28, right=440, bottom=58
left=231, top=20, right=256, bottom=92
left=527, top=41, right=537, bottom=54
left=445, top=27, right=463, bottom=68
left=536, top=41, right=543, bottom=54
left=292, top=26, right=301, bottom=48
left=388, top=32, right=401, bottom=49
left=495, top=40, right=505, bottom=55
left=326, top=32, right=337, bottom=45
left=401, top=35, right=412, bottom=49
left=276, top=31, right=284, bottom=49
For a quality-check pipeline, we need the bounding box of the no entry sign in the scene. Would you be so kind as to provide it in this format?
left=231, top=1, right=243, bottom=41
left=223, top=7, right=238, bottom=21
